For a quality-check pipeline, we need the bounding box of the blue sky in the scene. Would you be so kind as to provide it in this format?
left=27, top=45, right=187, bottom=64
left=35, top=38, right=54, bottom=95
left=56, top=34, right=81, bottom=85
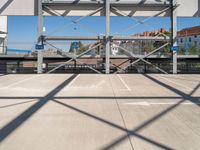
left=8, top=16, right=200, bottom=50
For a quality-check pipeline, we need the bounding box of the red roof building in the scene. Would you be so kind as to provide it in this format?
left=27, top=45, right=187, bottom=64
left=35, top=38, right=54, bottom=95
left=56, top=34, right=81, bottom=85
left=133, top=28, right=167, bottom=37
left=177, top=26, right=200, bottom=37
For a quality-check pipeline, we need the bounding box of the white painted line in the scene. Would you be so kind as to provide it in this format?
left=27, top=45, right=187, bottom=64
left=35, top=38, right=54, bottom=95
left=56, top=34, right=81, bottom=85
left=125, top=102, right=150, bottom=106
left=157, top=75, right=193, bottom=91
left=124, top=101, right=199, bottom=106
left=67, top=74, right=80, bottom=87
left=0, top=75, right=42, bottom=89
left=117, top=75, right=131, bottom=91
left=66, top=80, right=105, bottom=89
left=91, top=80, right=105, bottom=88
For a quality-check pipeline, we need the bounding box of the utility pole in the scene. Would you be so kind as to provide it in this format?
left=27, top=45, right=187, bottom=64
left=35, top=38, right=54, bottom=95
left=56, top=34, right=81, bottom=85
left=37, top=0, right=43, bottom=74
left=171, top=0, right=177, bottom=74
left=105, top=0, right=110, bottom=74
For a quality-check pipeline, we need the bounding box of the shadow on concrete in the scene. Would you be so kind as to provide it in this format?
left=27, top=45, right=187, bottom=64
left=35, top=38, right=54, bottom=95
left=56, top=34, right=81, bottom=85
left=0, top=74, right=78, bottom=143
left=0, top=100, right=37, bottom=109
left=0, top=95, right=199, bottom=109
left=0, top=74, right=199, bottom=149
left=55, top=96, right=200, bottom=102
left=0, top=74, right=7, bottom=77
left=144, top=74, right=200, bottom=107
left=96, top=74, right=200, bottom=150
left=0, top=96, right=200, bottom=103
left=52, top=99, right=174, bottom=150
left=157, top=75, right=200, bottom=82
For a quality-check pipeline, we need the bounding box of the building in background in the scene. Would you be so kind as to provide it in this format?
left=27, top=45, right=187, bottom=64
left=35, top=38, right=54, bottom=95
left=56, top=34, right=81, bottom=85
left=92, top=41, right=121, bottom=56
left=118, top=28, right=169, bottom=55
left=177, top=26, right=200, bottom=49
left=0, top=16, right=7, bottom=73
left=133, top=28, right=167, bottom=37
left=0, top=16, right=7, bottom=54
left=111, top=41, right=120, bottom=55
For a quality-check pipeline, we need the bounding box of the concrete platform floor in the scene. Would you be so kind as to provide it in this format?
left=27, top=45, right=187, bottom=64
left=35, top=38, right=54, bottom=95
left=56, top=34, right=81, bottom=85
left=0, top=74, right=199, bottom=150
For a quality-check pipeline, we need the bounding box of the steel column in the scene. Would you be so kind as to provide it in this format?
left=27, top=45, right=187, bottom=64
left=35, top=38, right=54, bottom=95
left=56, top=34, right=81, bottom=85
left=2, top=38, right=6, bottom=54
left=37, top=0, right=43, bottom=74
left=171, top=0, right=177, bottom=74
left=105, top=0, right=110, bottom=74
left=44, top=36, right=169, bottom=41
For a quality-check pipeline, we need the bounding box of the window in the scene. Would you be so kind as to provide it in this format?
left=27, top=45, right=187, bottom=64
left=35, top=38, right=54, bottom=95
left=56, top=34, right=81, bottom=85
left=181, top=38, right=183, bottom=43
left=189, top=37, right=191, bottom=42
left=194, top=35, right=197, bottom=38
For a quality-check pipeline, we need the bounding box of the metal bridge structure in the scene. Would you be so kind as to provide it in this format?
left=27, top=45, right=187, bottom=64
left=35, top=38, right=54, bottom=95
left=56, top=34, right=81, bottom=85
left=0, top=0, right=200, bottom=74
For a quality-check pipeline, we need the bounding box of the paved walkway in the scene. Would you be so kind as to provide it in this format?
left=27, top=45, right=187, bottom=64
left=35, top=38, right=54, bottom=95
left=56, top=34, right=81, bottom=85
left=0, top=74, right=199, bottom=150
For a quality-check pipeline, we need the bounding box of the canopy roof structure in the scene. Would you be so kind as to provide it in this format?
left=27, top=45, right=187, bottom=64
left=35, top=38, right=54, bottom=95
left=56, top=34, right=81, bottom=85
left=0, top=0, right=199, bottom=17
left=0, top=0, right=199, bottom=74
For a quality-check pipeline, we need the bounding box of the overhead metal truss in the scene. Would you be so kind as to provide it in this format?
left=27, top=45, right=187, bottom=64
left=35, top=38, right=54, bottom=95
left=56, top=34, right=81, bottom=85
left=37, top=0, right=178, bottom=74
left=44, top=36, right=169, bottom=41
left=43, top=42, right=104, bottom=74
left=1, top=0, right=199, bottom=17
left=42, top=1, right=171, bottom=6
left=115, top=43, right=170, bottom=74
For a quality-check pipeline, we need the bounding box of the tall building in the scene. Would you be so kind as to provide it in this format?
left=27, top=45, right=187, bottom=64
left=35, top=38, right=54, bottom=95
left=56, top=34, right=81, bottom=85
left=0, top=16, right=7, bottom=54
left=177, top=26, right=200, bottom=49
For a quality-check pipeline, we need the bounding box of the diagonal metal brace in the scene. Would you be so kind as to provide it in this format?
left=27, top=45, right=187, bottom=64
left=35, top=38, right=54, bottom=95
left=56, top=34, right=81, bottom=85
left=111, top=6, right=171, bottom=37
left=47, top=42, right=102, bottom=74
left=44, top=6, right=103, bottom=36
left=115, top=43, right=169, bottom=74
left=75, top=59, right=102, bottom=74
left=44, top=42, right=103, bottom=73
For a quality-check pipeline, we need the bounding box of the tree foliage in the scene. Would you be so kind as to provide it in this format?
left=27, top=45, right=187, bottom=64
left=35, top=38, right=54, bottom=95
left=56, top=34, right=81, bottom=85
left=69, top=41, right=89, bottom=54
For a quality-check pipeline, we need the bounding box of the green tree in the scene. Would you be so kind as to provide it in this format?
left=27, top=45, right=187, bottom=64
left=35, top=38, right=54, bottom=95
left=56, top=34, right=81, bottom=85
left=153, top=41, right=170, bottom=54
left=189, top=44, right=198, bottom=55
left=69, top=42, right=74, bottom=53
left=77, top=41, right=85, bottom=54
left=178, top=45, right=185, bottom=55
left=69, top=41, right=90, bottom=54
left=143, top=44, right=154, bottom=53
left=153, top=31, right=171, bottom=55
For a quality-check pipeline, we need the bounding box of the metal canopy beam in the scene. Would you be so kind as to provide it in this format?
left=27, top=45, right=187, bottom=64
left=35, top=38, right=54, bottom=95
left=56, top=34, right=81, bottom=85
left=45, top=36, right=102, bottom=41
left=42, top=2, right=171, bottom=17
left=0, top=0, right=199, bottom=17
left=112, top=36, right=169, bottom=41
left=42, top=1, right=171, bottom=6
left=44, top=36, right=169, bottom=41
